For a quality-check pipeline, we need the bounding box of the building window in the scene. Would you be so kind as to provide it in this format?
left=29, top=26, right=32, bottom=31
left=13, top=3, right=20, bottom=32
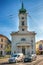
left=22, top=17, right=24, bottom=19
left=21, top=38, right=26, bottom=41
left=31, top=40, right=33, bottom=43
left=22, top=29, right=24, bottom=31
left=31, top=40, right=33, bottom=49
left=0, top=51, right=2, bottom=55
left=32, top=51, right=33, bottom=54
left=1, top=44, right=3, bottom=48
left=1, top=39, right=3, bottom=42
left=22, top=21, right=24, bottom=26
left=31, top=44, right=33, bottom=49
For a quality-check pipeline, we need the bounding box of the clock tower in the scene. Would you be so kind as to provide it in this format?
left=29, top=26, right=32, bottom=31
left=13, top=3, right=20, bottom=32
left=19, top=2, right=27, bottom=33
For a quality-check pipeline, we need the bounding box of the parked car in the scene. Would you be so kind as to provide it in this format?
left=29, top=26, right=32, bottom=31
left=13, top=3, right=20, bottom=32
left=24, top=55, right=32, bottom=62
left=8, top=53, right=24, bottom=63
left=24, top=57, right=32, bottom=62
left=24, top=53, right=37, bottom=62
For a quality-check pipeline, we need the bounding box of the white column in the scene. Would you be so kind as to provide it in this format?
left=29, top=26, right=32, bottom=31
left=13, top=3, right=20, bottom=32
left=25, top=47, right=28, bottom=57
left=17, top=46, right=22, bottom=53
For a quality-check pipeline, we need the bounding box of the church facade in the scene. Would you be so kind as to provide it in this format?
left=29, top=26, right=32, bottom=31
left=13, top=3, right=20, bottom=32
left=11, top=3, right=36, bottom=56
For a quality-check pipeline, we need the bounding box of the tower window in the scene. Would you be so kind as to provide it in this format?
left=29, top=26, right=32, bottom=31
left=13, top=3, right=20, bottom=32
left=22, top=29, right=24, bottom=31
left=22, top=17, right=24, bottom=19
left=22, top=21, right=24, bottom=26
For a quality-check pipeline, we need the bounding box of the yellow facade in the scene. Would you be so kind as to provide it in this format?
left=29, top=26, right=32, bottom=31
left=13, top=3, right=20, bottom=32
left=36, top=40, right=43, bottom=55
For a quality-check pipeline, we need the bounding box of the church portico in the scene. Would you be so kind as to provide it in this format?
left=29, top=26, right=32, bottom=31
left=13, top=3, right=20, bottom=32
left=17, top=42, right=31, bottom=55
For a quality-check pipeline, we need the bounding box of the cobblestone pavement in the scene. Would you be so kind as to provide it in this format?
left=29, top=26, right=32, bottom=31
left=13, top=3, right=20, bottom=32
left=0, top=55, right=43, bottom=65
left=38, top=60, right=43, bottom=65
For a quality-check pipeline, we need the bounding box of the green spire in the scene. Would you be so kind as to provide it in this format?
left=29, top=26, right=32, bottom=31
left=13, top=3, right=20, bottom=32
left=22, top=2, right=24, bottom=9
left=19, top=2, right=26, bottom=14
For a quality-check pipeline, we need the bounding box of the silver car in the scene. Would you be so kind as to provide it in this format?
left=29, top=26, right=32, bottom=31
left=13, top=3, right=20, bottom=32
left=8, top=53, right=24, bottom=63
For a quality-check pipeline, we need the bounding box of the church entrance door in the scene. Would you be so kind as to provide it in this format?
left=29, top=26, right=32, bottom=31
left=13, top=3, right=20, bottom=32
left=22, top=47, right=25, bottom=55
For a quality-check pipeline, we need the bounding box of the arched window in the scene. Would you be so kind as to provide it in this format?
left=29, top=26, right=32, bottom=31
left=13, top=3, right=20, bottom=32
left=39, top=44, right=42, bottom=50
left=21, top=38, right=26, bottom=41
left=22, top=21, right=24, bottom=26
left=22, top=29, right=24, bottom=31
left=22, top=17, right=24, bottom=19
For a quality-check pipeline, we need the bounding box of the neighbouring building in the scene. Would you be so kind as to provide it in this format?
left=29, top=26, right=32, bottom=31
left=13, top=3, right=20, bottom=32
left=36, top=40, right=43, bottom=55
left=0, top=34, right=11, bottom=56
left=11, top=2, right=36, bottom=56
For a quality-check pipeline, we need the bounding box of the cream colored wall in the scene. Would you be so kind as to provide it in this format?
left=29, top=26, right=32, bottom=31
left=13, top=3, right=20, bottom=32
left=0, top=37, right=8, bottom=56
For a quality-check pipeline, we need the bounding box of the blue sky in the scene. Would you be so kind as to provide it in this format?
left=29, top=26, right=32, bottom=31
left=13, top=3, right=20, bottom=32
left=0, top=0, right=43, bottom=42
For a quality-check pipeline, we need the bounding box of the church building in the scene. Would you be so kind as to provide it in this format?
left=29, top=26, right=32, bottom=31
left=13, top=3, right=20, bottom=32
left=11, top=2, right=36, bottom=56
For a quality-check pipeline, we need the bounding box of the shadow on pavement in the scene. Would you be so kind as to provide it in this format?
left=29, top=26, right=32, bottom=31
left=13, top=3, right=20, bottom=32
left=0, top=62, right=15, bottom=65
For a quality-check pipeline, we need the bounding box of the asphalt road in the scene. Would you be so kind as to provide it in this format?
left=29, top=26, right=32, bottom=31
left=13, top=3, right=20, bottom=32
left=0, top=55, right=43, bottom=65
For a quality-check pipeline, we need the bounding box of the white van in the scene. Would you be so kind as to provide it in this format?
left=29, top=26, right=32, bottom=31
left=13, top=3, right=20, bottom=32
left=8, top=53, right=24, bottom=63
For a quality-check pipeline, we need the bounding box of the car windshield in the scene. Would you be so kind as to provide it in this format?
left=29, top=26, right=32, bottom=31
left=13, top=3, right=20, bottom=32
left=12, top=55, right=17, bottom=57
